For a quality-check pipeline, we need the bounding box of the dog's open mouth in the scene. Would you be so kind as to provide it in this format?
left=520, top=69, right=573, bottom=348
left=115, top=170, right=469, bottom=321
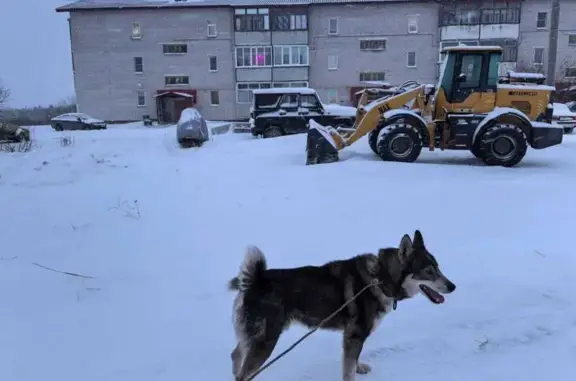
left=420, top=285, right=445, bottom=304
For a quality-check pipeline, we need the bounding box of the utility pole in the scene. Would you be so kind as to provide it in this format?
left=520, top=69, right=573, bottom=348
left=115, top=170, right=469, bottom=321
left=547, top=0, right=560, bottom=86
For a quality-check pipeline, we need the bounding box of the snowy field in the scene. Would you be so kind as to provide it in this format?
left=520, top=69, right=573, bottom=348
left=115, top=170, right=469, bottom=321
left=1, top=124, right=576, bottom=381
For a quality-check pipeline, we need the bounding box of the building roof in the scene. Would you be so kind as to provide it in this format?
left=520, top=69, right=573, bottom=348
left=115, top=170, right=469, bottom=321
left=55, top=0, right=419, bottom=12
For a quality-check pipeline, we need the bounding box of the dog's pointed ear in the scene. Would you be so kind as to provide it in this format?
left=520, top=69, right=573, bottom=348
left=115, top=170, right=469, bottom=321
left=413, top=230, right=425, bottom=248
left=399, top=234, right=413, bottom=263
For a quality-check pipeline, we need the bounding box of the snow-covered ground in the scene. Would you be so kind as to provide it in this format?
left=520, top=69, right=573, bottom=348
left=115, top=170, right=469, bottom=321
left=1, top=124, right=576, bottom=381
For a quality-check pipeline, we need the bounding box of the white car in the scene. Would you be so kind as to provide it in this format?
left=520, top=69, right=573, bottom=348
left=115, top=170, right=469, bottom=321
left=552, top=103, right=576, bottom=134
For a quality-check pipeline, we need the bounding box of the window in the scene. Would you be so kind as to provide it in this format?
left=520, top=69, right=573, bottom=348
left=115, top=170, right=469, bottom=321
left=328, top=54, right=338, bottom=70
left=137, top=91, right=146, bottom=107
left=360, top=39, right=386, bottom=51
left=328, top=18, right=338, bottom=35
left=565, top=67, right=576, bottom=78
left=326, top=89, right=338, bottom=103
left=272, top=81, right=309, bottom=88
left=534, top=47, right=544, bottom=65
left=300, top=94, right=320, bottom=109
left=479, top=39, right=518, bottom=62
left=210, top=91, right=219, bottom=106
left=272, top=14, right=307, bottom=31
left=236, top=82, right=271, bottom=103
left=165, top=75, right=190, bottom=86
left=481, top=7, right=520, bottom=24
left=235, top=8, right=270, bottom=32
left=408, top=15, right=419, bottom=34
left=163, top=44, right=187, bottom=54
left=209, top=56, right=218, bottom=72
left=569, top=34, right=576, bottom=46
left=407, top=51, right=417, bottom=68
left=459, top=54, right=483, bottom=89
left=207, top=23, right=217, bottom=37
left=359, top=72, right=386, bottom=81
left=273, top=45, right=309, bottom=66
left=235, top=46, right=272, bottom=67
left=440, top=10, right=480, bottom=26
left=131, top=22, right=142, bottom=39
left=279, top=93, right=299, bottom=109
left=134, top=57, right=143, bottom=73
left=487, top=53, right=500, bottom=87
left=537, top=12, right=547, bottom=28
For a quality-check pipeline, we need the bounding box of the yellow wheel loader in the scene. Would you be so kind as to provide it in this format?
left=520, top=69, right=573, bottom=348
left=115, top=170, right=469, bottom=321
left=306, top=46, right=564, bottom=167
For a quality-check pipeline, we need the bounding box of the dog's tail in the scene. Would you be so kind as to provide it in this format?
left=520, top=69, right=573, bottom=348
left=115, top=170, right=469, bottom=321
left=228, top=245, right=267, bottom=292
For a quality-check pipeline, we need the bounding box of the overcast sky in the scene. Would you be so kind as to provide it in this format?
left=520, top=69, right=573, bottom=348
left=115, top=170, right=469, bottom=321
left=0, top=1, right=74, bottom=108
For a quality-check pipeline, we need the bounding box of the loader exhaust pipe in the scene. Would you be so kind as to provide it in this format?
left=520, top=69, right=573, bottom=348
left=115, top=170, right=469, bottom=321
left=305, top=121, right=340, bottom=165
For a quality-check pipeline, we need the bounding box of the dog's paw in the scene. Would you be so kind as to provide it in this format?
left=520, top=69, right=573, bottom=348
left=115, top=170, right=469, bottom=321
left=356, top=362, right=371, bottom=374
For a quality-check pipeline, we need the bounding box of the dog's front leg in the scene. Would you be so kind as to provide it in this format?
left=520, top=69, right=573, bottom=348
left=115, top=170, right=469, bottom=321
left=342, top=328, right=369, bottom=381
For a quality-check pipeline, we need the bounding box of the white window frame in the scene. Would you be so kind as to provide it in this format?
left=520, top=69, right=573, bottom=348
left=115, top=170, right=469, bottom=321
left=408, top=15, right=419, bottom=34
left=137, top=91, right=146, bottom=107
left=328, top=54, right=338, bottom=70
left=164, top=75, right=190, bottom=86
left=235, top=46, right=273, bottom=68
left=565, top=67, right=576, bottom=78
left=236, top=82, right=271, bottom=104
left=131, top=22, right=142, bottom=39
left=209, top=90, right=220, bottom=106
left=407, top=51, right=417, bottom=68
left=536, top=12, right=547, bottom=29
left=359, top=38, right=387, bottom=51
left=272, top=81, right=309, bottom=88
left=273, top=45, right=309, bottom=67
left=533, top=47, right=545, bottom=65
left=326, top=89, right=338, bottom=103
left=568, top=34, right=576, bottom=46
left=328, top=18, right=339, bottom=35
left=134, top=56, right=143, bottom=73
left=359, top=72, right=386, bottom=82
left=207, top=23, right=217, bottom=38
left=162, top=43, right=188, bottom=55
left=209, top=55, right=218, bottom=72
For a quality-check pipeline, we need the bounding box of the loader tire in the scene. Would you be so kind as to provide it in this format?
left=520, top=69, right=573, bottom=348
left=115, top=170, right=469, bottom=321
left=477, top=123, right=527, bottom=167
left=368, top=129, right=379, bottom=154
left=376, top=123, right=422, bottom=163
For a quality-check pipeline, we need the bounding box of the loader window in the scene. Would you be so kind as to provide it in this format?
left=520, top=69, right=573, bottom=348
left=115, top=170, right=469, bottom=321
left=487, top=52, right=500, bottom=87
left=449, top=53, right=483, bottom=103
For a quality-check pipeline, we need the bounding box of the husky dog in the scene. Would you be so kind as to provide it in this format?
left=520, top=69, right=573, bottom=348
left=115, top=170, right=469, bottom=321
left=228, top=230, right=456, bottom=381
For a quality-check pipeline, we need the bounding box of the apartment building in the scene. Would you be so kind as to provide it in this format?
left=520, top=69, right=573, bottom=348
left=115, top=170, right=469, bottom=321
left=56, top=0, right=576, bottom=123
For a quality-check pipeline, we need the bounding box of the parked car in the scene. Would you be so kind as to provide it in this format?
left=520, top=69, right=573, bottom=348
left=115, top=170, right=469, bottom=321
left=249, top=88, right=357, bottom=138
left=0, top=121, right=30, bottom=142
left=50, top=113, right=107, bottom=131
left=176, top=108, right=209, bottom=148
left=552, top=103, right=576, bottom=134
left=567, top=101, right=576, bottom=113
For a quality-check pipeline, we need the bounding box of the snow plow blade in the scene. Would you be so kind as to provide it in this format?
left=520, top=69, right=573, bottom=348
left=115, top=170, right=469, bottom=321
left=305, top=120, right=344, bottom=165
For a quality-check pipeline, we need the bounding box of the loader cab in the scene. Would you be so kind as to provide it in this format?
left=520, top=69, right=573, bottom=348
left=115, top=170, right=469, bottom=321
left=438, top=46, right=502, bottom=114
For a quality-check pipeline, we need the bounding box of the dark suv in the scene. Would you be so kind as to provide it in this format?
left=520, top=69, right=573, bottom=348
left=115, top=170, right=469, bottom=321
left=249, top=88, right=357, bottom=138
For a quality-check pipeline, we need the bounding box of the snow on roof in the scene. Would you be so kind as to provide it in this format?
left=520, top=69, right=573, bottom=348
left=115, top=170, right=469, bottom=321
left=252, top=87, right=316, bottom=95
left=508, top=71, right=545, bottom=79
left=56, top=0, right=405, bottom=11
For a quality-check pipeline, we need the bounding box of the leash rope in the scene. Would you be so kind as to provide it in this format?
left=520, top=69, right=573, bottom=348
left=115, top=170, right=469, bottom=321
left=245, top=279, right=383, bottom=381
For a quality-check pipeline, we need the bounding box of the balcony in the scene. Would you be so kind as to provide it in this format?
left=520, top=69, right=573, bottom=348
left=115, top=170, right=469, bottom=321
left=440, top=8, right=520, bottom=41
left=234, top=7, right=308, bottom=45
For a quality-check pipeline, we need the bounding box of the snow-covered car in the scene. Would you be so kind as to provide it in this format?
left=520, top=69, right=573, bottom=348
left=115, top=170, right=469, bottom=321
left=176, top=107, right=209, bottom=148
left=249, top=88, right=357, bottom=138
left=552, top=103, right=576, bottom=134
left=50, top=113, right=107, bottom=131
left=0, top=121, right=30, bottom=142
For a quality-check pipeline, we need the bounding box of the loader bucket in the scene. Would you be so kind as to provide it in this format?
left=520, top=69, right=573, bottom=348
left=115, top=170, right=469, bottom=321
left=306, top=120, right=340, bottom=165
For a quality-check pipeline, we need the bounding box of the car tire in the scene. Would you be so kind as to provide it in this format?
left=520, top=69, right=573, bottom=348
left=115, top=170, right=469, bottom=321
left=54, top=124, right=63, bottom=131
left=376, top=122, right=422, bottom=163
left=477, top=123, right=527, bottom=167
left=564, top=127, right=574, bottom=134
left=263, top=125, right=283, bottom=138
